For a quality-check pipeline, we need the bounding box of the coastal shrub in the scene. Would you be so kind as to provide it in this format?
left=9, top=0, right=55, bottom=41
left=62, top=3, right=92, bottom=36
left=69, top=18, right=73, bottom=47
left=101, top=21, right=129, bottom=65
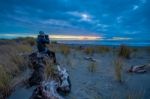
left=113, top=59, right=123, bottom=82
left=118, top=45, right=131, bottom=59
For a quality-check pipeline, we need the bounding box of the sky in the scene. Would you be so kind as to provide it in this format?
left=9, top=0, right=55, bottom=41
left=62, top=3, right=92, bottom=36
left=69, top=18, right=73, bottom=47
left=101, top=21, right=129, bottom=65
left=0, top=0, right=150, bottom=44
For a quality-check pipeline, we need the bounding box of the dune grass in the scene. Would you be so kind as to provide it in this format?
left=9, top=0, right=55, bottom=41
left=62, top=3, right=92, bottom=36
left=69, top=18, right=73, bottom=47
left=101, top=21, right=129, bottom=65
left=96, top=46, right=110, bottom=53
left=15, top=37, right=36, bottom=46
left=0, top=65, right=12, bottom=98
left=126, top=89, right=145, bottom=99
left=113, top=59, right=123, bottom=82
left=84, top=47, right=95, bottom=55
left=118, top=45, right=131, bottom=59
left=60, top=45, right=70, bottom=56
left=0, top=38, right=32, bottom=98
left=45, top=64, right=57, bottom=79
left=88, top=61, right=97, bottom=73
left=84, top=46, right=110, bottom=55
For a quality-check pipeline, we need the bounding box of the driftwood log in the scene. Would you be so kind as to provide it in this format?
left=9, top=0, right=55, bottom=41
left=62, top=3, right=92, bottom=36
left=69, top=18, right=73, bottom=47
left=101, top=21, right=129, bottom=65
left=127, top=64, right=150, bottom=73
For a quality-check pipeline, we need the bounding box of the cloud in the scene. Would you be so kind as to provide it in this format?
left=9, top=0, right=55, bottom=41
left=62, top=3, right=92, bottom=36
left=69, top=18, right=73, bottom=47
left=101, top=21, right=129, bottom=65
left=39, top=19, right=73, bottom=27
left=140, top=0, right=147, bottom=4
left=67, top=11, right=92, bottom=22
left=108, top=37, right=132, bottom=41
left=133, top=5, right=139, bottom=10
left=116, top=16, right=123, bottom=23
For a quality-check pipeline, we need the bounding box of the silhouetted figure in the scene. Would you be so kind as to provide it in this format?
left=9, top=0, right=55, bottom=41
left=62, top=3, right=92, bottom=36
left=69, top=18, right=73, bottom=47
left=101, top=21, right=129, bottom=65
left=37, top=31, right=57, bottom=64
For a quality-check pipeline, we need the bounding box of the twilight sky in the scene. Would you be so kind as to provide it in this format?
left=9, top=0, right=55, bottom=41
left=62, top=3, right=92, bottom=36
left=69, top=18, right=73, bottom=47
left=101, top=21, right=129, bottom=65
left=0, top=0, right=149, bottom=42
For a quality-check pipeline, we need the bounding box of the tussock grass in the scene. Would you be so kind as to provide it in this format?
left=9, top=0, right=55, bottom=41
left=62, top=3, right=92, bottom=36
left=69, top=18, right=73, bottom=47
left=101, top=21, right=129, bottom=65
left=60, top=45, right=70, bottom=56
left=15, top=37, right=36, bottom=46
left=96, top=46, right=110, bottom=53
left=0, top=38, right=32, bottom=97
left=118, top=45, right=131, bottom=59
left=84, top=47, right=95, bottom=55
left=126, top=89, right=145, bottom=99
left=88, top=61, right=97, bottom=73
left=0, top=65, right=12, bottom=97
left=44, top=57, right=57, bottom=79
left=84, top=46, right=110, bottom=55
left=113, top=59, right=123, bottom=82
left=45, top=64, right=57, bottom=79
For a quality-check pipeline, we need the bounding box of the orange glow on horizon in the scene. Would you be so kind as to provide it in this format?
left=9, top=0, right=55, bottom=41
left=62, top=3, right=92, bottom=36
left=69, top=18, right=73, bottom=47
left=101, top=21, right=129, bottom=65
left=49, top=35, right=102, bottom=40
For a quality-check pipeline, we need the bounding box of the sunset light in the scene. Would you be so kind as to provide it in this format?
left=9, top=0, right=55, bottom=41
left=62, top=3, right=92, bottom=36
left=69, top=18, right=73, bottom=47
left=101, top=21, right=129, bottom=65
left=49, top=35, right=102, bottom=40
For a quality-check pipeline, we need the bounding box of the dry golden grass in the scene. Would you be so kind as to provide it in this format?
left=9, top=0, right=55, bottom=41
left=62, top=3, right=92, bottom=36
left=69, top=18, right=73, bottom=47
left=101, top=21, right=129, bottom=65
left=118, top=45, right=131, bottom=59
left=45, top=64, right=57, bottom=79
left=0, top=38, right=32, bottom=97
left=126, top=89, right=145, bottom=99
left=84, top=46, right=110, bottom=55
left=113, top=59, right=123, bottom=82
left=88, top=61, right=97, bottom=73
left=84, top=47, right=95, bottom=55
left=60, top=45, right=70, bottom=56
left=95, top=46, right=110, bottom=53
left=15, top=37, right=36, bottom=46
left=0, top=65, right=12, bottom=97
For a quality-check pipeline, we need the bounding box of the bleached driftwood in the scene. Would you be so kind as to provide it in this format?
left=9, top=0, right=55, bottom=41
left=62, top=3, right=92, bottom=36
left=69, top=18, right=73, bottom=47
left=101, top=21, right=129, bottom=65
left=57, top=65, right=71, bottom=93
left=84, top=56, right=96, bottom=62
left=128, top=64, right=150, bottom=73
left=30, top=80, right=64, bottom=99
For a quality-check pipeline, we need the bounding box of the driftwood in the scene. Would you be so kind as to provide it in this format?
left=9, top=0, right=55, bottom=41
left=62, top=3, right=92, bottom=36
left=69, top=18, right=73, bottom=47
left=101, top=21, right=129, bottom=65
left=57, top=65, right=71, bottom=94
left=27, top=48, right=71, bottom=98
left=84, top=56, right=96, bottom=62
left=127, top=64, right=150, bottom=73
left=30, top=65, right=71, bottom=99
left=28, top=63, right=45, bottom=86
left=30, top=80, right=64, bottom=99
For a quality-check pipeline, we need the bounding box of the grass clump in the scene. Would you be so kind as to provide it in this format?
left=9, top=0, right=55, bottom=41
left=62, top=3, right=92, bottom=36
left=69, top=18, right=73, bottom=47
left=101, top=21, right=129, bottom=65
left=96, top=46, right=110, bottom=53
left=118, top=45, right=131, bottom=59
left=60, top=45, right=70, bottom=56
left=45, top=64, right=57, bottom=78
left=84, top=47, right=94, bottom=55
left=15, top=37, right=36, bottom=46
left=113, top=59, right=123, bottom=82
left=51, top=40, right=58, bottom=44
left=0, top=40, right=31, bottom=97
left=126, top=89, right=145, bottom=99
left=88, top=61, right=97, bottom=73
left=0, top=65, right=12, bottom=98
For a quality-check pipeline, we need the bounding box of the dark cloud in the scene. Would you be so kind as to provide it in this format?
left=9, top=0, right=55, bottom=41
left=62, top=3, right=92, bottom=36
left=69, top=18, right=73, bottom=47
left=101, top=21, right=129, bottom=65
left=0, top=0, right=149, bottom=40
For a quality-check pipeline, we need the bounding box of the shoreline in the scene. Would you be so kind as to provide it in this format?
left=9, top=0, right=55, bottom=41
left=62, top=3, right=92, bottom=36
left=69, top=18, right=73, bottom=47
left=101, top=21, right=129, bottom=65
left=0, top=38, right=150, bottom=47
